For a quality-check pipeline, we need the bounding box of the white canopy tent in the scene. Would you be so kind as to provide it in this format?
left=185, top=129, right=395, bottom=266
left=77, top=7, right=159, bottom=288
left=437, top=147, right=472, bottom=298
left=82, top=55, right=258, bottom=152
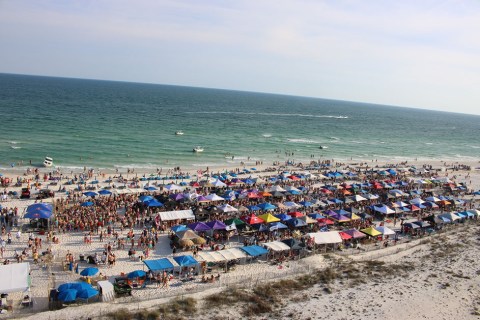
left=307, top=232, right=342, bottom=245
left=263, top=241, right=291, bottom=252
left=158, top=209, right=195, bottom=221
left=0, top=262, right=30, bottom=293
left=97, top=280, right=115, bottom=302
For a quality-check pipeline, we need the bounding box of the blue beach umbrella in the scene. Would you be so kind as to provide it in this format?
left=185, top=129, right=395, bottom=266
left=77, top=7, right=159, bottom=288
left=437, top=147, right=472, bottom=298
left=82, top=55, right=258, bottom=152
left=58, top=283, right=74, bottom=292
left=71, top=282, right=93, bottom=291
left=128, top=270, right=146, bottom=279
left=98, top=189, right=112, bottom=195
left=83, top=191, right=98, bottom=197
left=58, top=289, right=77, bottom=302
left=146, top=199, right=163, bottom=207
left=77, top=287, right=99, bottom=300
left=80, top=267, right=99, bottom=277
left=144, top=186, right=158, bottom=191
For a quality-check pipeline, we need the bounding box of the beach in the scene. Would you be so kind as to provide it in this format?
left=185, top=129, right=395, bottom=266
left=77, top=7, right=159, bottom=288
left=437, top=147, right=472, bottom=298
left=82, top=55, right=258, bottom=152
left=0, top=158, right=479, bottom=319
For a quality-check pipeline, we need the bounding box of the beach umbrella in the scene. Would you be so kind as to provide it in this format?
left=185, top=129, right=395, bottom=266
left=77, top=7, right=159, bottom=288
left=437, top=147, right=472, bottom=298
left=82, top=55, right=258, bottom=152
left=98, top=189, right=112, bottom=195
left=179, top=239, right=195, bottom=248
left=90, top=180, right=99, bottom=184
left=58, top=283, right=74, bottom=292
left=69, top=282, right=93, bottom=291
left=83, top=191, right=98, bottom=197
left=80, top=201, right=94, bottom=207
left=192, top=237, right=207, bottom=245
left=80, top=267, right=99, bottom=277
left=144, top=186, right=158, bottom=191
left=77, top=287, right=99, bottom=300
left=128, top=270, right=146, bottom=279
left=58, top=289, right=77, bottom=302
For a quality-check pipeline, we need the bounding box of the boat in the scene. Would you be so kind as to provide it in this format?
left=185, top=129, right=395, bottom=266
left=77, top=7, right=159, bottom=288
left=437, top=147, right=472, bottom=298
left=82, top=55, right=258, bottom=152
left=175, top=131, right=184, bottom=135
left=193, top=146, right=204, bottom=152
left=319, top=146, right=328, bottom=149
left=43, top=157, right=53, bottom=167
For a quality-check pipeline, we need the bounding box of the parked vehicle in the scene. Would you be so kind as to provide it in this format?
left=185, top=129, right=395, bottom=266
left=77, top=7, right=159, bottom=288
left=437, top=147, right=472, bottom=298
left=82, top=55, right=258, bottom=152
left=113, top=277, right=132, bottom=296
left=36, top=189, right=55, bottom=200
left=21, top=188, right=30, bottom=199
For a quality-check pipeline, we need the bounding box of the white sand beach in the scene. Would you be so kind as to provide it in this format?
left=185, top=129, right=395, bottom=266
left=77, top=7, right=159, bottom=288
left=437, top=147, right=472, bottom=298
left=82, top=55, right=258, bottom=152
left=0, top=159, right=479, bottom=319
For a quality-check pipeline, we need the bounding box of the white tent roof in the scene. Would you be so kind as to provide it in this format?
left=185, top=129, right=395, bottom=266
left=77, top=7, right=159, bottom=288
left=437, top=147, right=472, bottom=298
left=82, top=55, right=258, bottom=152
left=218, top=248, right=248, bottom=260
left=0, top=262, right=30, bottom=293
left=375, top=226, right=396, bottom=236
left=263, top=241, right=291, bottom=252
left=307, top=231, right=342, bottom=244
left=164, top=184, right=184, bottom=191
left=196, top=251, right=226, bottom=263
left=158, top=209, right=195, bottom=221
left=269, top=185, right=286, bottom=192
left=217, top=204, right=238, bottom=213
left=205, top=194, right=225, bottom=201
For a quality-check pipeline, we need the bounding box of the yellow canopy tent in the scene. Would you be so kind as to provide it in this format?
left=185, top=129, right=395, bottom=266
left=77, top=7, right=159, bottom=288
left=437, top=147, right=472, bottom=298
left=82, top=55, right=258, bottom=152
left=258, top=213, right=281, bottom=223
left=360, top=226, right=382, bottom=237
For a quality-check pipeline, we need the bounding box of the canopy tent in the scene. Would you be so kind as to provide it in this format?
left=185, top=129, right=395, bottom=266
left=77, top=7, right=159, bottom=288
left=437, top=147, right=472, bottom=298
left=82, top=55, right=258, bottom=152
left=196, top=251, right=227, bottom=263
left=173, top=255, right=199, bottom=267
left=373, top=205, right=395, bottom=215
left=206, top=220, right=227, bottom=230
left=375, top=226, right=396, bottom=236
left=187, top=222, right=211, bottom=232
left=281, top=238, right=305, bottom=250
left=360, top=226, right=382, bottom=237
left=263, top=241, right=291, bottom=252
left=258, top=213, right=281, bottom=223
left=214, top=248, right=248, bottom=261
left=307, top=231, right=342, bottom=244
left=342, top=229, right=367, bottom=239
left=158, top=209, right=195, bottom=221
left=224, top=217, right=246, bottom=226
left=25, top=203, right=53, bottom=219
left=143, top=258, right=178, bottom=272
left=0, top=262, right=30, bottom=293
left=241, top=245, right=269, bottom=256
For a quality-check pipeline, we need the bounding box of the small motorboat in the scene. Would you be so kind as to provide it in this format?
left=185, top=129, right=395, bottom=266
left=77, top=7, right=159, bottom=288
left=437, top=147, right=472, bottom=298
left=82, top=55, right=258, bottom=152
left=193, top=146, right=204, bottom=152
left=175, top=131, right=184, bottom=135
left=319, top=146, right=328, bottom=150
left=44, top=156, right=53, bottom=167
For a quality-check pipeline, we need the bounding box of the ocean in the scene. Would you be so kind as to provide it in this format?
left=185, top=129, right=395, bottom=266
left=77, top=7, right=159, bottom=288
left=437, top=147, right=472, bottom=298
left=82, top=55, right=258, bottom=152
left=1, top=73, right=479, bottom=172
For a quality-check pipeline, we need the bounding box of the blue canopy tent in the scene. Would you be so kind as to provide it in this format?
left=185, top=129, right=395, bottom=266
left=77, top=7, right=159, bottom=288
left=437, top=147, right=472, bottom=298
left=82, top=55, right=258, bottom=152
left=257, top=203, right=277, bottom=211
left=139, top=195, right=154, bottom=203
left=143, top=258, right=176, bottom=272
left=171, top=225, right=189, bottom=233
left=173, top=255, right=199, bottom=267
left=241, top=245, right=269, bottom=257
left=146, top=199, right=164, bottom=207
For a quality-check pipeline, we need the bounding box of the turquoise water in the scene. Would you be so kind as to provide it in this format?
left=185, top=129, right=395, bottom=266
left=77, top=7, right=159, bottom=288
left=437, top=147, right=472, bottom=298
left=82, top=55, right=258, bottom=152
left=1, top=73, right=479, bottom=171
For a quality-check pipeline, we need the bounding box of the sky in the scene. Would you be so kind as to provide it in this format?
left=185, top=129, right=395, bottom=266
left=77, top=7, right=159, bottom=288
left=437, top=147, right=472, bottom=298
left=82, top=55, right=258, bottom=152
left=0, top=0, right=479, bottom=115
